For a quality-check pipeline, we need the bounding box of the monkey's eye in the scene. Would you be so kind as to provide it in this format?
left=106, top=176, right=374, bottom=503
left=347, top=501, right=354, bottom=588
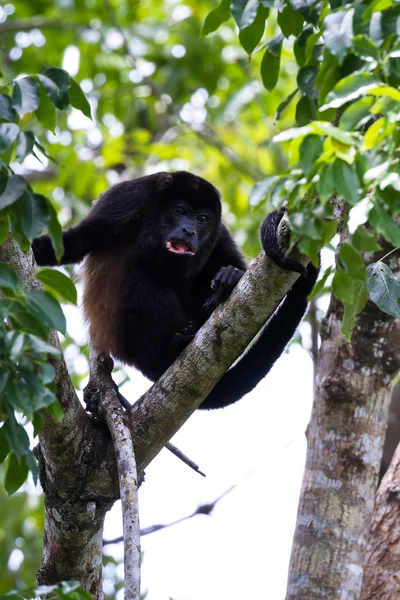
left=174, top=207, right=187, bottom=216
left=196, top=214, right=208, bottom=223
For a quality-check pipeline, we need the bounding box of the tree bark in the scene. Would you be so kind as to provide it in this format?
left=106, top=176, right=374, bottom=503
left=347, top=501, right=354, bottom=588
left=286, top=249, right=400, bottom=600
left=361, top=399, right=400, bottom=599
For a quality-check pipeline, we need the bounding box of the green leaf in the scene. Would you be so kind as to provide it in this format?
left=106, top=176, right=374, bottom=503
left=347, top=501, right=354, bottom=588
left=28, top=335, right=60, bottom=356
left=363, top=116, right=384, bottom=150
left=0, top=174, right=27, bottom=210
left=39, top=68, right=70, bottom=110
left=249, top=176, right=278, bottom=207
left=0, top=93, right=16, bottom=122
left=340, top=242, right=366, bottom=280
left=333, top=266, right=355, bottom=304
left=295, top=96, right=317, bottom=126
left=12, top=77, right=40, bottom=116
left=273, top=88, right=298, bottom=123
left=367, top=262, right=400, bottom=319
left=35, top=81, right=57, bottom=132
left=0, top=263, right=23, bottom=293
left=369, top=201, right=400, bottom=246
left=273, top=124, right=313, bottom=142
left=299, top=135, right=323, bottom=175
left=68, top=78, right=92, bottom=119
left=313, top=121, right=355, bottom=145
left=201, top=0, right=231, bottom=35
left=363, top=0, right=393, bottom=21
left=7, top=380, right=35, bottom=415
left=381, top=8, right=400, bottom=38
left=15, top=131, right=35, bottom=161
left=332, top=160, right=360, bottom=205
left=0, top=122, right=19, bottom=152
left=260, top=34, right=283, bottom=92
left=278, top=3, right=304, bottom=37
left=321, top=73, right=381, bottom=110
left=0, top=426, right=10, bottom=464
left=27, top=290, right=66, bottom=334
left=2, top=415, right=30, bottom=457
left=293, top=23, right=314, bottom=66
left=45, top=196, right=64, bottom=260
left=239, top=5, right=269, bottom=55
left=231, top=0, right=259, bottom=29
left=316, top=162, right=335, bottom=201
left=16, top=191, right=50, bottom=241
left=297, top=66, right=318, bottom=99
left=342, top=279, right=369, bottom=341
left=5, top=453, right=29, bottom=495
left=308, top=265, right=333, bottom=301
left=7, top=301, right=49, bottom=339
left=316, top=52, right=341, bottom=104
left=323, top=8, right=354, bottom=64
left=352, top=34, right=379, bottom=61
left=339, top=96, right=375, bottom=131
left=36, top=268, right=77, bottom=305
left=352, top=225, right=382, bottom=252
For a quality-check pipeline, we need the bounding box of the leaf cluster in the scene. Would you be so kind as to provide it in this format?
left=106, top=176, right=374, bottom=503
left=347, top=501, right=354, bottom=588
left=204, top=0, right=400, bottom=340
left=0, top=69, right=86, bottom=492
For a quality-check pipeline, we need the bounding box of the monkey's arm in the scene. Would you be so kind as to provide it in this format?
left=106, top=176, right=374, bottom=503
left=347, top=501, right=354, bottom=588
left=32, top=216, right=111, bottom=266
left=33, top=183, right=142, bottom=266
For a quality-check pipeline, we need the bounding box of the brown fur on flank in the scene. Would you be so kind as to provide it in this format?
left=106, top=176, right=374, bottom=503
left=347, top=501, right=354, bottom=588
left=83, top=249, right=126, bottom=359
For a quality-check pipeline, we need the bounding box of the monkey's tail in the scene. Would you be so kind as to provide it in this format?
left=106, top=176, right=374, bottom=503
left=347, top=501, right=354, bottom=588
left=199, top=263, right=318, bottom=410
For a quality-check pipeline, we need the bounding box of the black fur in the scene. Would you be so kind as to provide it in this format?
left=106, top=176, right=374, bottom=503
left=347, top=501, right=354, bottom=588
left=32, top=171, right=318, bottom=409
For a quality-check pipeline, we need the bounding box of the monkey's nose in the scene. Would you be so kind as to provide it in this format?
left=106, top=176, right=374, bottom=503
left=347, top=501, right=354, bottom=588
left=182, top=226, right=195, bottom=236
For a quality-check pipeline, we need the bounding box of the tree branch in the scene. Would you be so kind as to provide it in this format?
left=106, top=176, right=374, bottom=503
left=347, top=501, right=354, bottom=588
left=103, top=483, right=238, bottom=544
left=91, top=350, right=141, bottom=600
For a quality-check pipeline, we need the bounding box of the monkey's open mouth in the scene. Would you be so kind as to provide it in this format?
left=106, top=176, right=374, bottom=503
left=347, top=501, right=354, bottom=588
left=166, top=240, right=196, bottom=255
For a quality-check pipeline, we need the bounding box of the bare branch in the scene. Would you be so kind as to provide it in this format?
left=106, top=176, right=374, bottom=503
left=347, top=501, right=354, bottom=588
left=103, top=483, right=238, bottom=544
left=91, top=349, right=141, bottom=600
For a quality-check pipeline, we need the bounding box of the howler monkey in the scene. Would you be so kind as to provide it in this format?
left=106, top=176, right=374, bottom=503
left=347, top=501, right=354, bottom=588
left=32, top=171, right=318, bottom=409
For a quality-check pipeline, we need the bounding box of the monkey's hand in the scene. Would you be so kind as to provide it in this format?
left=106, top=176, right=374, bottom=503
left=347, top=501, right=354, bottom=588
left=203, top=266, right=244, bottom=313
left=175, top=320, right=197, bottom=343
left=32, top=235, right=58, bottom=266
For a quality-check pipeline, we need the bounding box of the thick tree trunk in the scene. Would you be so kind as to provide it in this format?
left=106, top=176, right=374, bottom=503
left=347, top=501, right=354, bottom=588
left=361, top=422, right=400, bottom=598
left=286, top=248, right=400, bottom=599
left=36, top=496, right=112, bottom=598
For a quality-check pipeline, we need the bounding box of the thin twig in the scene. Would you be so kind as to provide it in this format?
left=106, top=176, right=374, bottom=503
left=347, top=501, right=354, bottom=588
left=104, top=483, right=238, bottom=545
left=165, top=442, right=206, bottom=477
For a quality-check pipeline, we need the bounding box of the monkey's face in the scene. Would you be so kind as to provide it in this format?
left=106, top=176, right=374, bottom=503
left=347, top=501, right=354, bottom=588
left=164, top=201, right=211, bottom=257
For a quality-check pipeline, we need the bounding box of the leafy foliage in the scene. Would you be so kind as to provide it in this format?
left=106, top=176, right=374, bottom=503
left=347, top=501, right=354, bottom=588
left=0, top=68, right=85, bottom=491
left=204, top=0, right=400, bottom=338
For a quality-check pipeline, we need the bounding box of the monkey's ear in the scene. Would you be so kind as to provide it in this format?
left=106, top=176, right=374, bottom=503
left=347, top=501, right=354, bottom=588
left=157, top=173, right=174, bottom=190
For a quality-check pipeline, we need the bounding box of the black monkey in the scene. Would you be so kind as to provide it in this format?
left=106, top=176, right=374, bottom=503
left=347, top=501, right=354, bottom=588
left=32, top=171, right=318, bottom=409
